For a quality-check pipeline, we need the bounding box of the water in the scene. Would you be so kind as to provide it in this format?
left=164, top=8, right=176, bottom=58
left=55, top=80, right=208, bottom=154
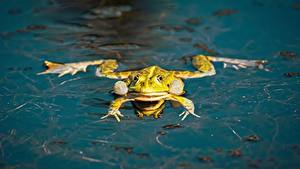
left=1, top=0, right=300, bottom=168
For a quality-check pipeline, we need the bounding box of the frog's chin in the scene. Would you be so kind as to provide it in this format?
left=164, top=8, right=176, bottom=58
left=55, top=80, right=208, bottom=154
left=129, top=92, right=169, bottom=101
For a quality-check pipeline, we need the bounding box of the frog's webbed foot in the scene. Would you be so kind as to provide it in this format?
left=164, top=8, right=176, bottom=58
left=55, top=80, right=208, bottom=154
left=168, top=95, right=201, bottom=121
left=37, top=60, right=105, bottom=77
left=179, top=110, right=200, bottom=121
left=101, top=97, right=133, bottom=122
left=101, top=109, right=124, bottom=122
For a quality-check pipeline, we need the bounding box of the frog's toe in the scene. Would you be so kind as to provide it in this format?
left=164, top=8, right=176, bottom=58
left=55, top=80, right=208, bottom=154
left=179, top=110, right=200, bottom=121
left=101, top=109, right=123, bottom=122
left=95, top=67, right=104, bottom=77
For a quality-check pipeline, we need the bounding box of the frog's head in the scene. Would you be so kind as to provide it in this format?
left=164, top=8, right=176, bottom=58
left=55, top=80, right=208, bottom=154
left=113, top=66, right=184, bottom=96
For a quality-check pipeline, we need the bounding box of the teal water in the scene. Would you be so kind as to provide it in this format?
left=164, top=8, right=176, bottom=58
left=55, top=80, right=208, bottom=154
left=1, top=0, right=300, bottom=168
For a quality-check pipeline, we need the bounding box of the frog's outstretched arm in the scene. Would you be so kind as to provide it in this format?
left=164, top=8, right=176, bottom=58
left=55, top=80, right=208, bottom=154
left=101, top=97, right=134, bottom=122
left=167, top=94, right=200, bottom=120
left=173, top=55, right=216, bottom=79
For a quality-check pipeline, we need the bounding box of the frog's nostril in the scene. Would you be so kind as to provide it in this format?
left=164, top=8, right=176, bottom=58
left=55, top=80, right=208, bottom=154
left=140, top=82, right=145, bottom=86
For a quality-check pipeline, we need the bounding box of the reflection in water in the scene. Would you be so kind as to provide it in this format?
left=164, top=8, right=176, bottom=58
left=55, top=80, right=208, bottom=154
left=40, top=0, right=178, bottom=66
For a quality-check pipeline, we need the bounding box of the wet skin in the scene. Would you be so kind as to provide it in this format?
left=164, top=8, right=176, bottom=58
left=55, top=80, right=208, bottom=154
left=38, top=55, right=266, bottom=122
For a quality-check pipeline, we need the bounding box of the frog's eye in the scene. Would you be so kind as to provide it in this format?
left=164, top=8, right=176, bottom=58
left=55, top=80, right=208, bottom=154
left=157, top=75, right=163, bottom=82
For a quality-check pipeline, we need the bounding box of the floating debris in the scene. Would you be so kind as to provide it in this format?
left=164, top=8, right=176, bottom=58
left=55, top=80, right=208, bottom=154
left=16, top=25, right=47, bottom=33
left=278, top=51, right=298, bottom=59
left=157, top=131, right=167, bottom=135
left=213, top=9, right=238, bottom=17
left=162, top=123, right=183, bottom=130
left=228, top=149, right=242, bottom=157
left=177, top=162, right=190, bottom=168
left=193, top=43, right=218, bottom=55
left=185, top=17, right=202, bottom=26
left=243, top=134, right=260, bottom=142
left=284, top=72, right=300, bottom=77
left=83, top=5, right=132, bottom=19
left=197, top=156, right=213, bottom=163
left=50, top=140, right=67, bottom=145
left=113, top=145, right=134, bottom=154
left=149, top=24, right=195, bottom=32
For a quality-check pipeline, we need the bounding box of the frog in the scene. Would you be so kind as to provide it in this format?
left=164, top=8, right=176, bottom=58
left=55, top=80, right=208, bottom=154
left=38, top=55, right=267, bottom=122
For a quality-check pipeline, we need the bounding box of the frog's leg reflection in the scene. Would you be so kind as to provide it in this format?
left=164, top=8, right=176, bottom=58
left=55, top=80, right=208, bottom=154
left=96, top=59, right=135, bottom=79
left=173, top=55, right=216, bottom=79
left=167, top=95, right=200, bottom=120
left=101, top=97, right=134, bottom=122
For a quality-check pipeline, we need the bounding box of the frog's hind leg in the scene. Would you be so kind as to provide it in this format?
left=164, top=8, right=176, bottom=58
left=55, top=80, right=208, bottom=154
left=197, top=55, right=268, bottom=70
left=173, top=55, right=216, bottom=79
left=38, top=60, right=105, bottom=77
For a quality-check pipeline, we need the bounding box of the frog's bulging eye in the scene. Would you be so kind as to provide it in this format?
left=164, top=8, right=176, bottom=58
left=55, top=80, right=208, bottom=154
left=157, top=75, right=163, bottom=82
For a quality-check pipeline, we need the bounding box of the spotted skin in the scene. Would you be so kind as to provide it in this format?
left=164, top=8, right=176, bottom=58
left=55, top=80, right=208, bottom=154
left=38, top=55, right=266, bottom=122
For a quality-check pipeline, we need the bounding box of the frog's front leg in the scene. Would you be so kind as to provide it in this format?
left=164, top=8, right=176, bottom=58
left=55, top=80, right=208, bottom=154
left=101, top=97, right=134, bottom=122
left=167, top=95, right=200, bottom=120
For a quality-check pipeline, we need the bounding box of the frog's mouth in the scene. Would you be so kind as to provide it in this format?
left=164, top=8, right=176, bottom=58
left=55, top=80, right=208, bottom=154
left=129, top=92, right=169, bottom=101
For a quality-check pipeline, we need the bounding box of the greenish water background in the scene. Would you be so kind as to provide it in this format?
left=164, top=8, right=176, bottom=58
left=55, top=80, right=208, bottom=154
left=1, top=0, right=300, bottom=168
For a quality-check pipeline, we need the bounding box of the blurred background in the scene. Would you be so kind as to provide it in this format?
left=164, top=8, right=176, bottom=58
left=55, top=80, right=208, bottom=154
left=0, top=0, right=300, bottom=168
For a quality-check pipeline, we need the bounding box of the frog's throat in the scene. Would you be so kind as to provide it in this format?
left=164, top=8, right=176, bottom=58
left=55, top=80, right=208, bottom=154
left=129, top=92, right=169, bottom=101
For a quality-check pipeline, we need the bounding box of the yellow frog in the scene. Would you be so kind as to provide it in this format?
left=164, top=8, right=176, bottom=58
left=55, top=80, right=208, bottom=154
left=38, top=55, right=266, bottom=122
